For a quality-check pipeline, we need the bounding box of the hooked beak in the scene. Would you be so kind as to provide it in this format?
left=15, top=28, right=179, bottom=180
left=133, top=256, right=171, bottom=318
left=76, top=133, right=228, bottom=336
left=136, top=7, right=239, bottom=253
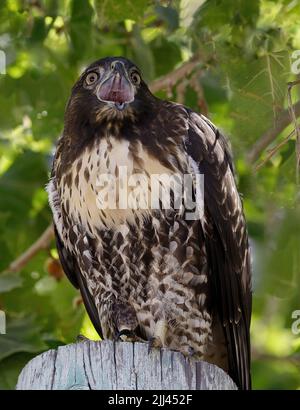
left=97, top=62, right=134, bottom=110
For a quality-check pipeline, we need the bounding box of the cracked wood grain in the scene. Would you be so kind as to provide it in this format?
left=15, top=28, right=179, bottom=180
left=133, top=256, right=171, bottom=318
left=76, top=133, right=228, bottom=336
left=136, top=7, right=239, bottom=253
left=16, top=340, right=237, bottom=390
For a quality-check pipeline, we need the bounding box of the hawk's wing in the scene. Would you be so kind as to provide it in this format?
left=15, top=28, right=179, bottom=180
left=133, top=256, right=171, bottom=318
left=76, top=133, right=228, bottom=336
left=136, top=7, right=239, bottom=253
left=48, top=136, right=103, bottom=339
left=185, top=110, right=252, bottom=390
left=54, top=225, right=103, bottom=339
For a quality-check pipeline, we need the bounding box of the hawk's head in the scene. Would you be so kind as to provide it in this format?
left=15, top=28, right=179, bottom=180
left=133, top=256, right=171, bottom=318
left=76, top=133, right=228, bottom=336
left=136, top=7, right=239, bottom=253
left=65, top=57, right=156, bottom=134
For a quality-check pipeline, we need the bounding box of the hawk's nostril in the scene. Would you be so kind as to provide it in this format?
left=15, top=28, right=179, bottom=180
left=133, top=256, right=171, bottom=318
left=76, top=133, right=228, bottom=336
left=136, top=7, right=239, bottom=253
left=111, top=61, right=123, bottom=73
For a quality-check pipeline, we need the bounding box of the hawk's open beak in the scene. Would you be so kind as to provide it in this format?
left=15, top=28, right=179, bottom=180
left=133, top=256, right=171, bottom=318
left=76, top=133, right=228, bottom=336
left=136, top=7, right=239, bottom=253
left=97, top=62, right=134, bottom=110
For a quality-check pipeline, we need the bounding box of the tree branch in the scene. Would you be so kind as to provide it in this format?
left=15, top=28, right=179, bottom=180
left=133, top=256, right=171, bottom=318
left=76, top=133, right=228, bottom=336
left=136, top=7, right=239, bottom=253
left=246, top=100, right=300, bottom=165
left=5, top=224, right=54, bottom=273
left=254, top=129, right=295, bottom=172
left=287, top=80, right=300, bottom=180
left=150, top=58, right=199, bottom=93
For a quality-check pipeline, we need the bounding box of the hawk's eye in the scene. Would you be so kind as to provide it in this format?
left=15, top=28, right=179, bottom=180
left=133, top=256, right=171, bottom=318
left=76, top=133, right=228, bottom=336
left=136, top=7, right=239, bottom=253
left=130, top=71, right=141, bottom=85
left=85, top=72, right=99, bottom=85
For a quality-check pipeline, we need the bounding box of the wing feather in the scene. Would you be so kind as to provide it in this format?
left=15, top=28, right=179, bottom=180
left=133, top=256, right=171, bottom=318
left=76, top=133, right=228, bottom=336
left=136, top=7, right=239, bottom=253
left=54, top=226, right=103, bottom=339
left=49, top=140, right=103, bottom=340
left=185, top=110, right=252, bottom=390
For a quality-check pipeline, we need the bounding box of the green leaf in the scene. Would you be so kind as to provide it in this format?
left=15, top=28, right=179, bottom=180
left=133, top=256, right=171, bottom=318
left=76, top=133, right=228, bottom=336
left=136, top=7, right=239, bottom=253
left=155, top=5, right=179, bottom=32
left=34, top=276, right=57, bottom=296
left=69, top=0, right=93, bottom=61
left=194, top=0, right=260, bottom=33
left=29, top=17, right=47, bottom=44
left=252, top=359, right=300, bottom=390
left=0, top=151, right=48, bottom=224
left=151, top=37, right=181, bottom=77
left=280, top=140, right=295, bottom=166
left=0, top=316, right=47, bottom=361
left=258, top=208, right=300, bottom=299
left=0, top=273, right=23, bottom=293
left=128, top=26, right=155, bottom=81
left=0, top=150, right=49, bottom=258
left=95, top=0, right=148, bottom=23
left=0, top=352, right=35, bottom=390
left=44, top=0, right=59, bottom=18
left=49, top=279, right=84, bottom=341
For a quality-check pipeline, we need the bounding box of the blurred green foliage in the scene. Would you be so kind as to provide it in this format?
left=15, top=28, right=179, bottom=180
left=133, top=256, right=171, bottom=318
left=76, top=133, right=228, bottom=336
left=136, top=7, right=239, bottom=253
left=0, top=0, right=299, bottom=390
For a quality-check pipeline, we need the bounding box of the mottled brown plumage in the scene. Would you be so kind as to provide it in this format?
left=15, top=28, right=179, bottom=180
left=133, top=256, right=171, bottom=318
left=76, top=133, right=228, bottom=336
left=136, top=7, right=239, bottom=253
left=47, top=57, right=252, bottom=389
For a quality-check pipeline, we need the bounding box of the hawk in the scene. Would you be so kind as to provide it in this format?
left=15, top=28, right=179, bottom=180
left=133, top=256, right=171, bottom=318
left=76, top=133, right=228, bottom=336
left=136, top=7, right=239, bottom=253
left=47, top=57, right=252, bottom=390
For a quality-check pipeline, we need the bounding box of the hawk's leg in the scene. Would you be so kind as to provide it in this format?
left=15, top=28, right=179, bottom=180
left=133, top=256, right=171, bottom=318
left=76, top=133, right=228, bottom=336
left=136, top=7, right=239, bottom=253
left=113, top=300, right=144, bottom=342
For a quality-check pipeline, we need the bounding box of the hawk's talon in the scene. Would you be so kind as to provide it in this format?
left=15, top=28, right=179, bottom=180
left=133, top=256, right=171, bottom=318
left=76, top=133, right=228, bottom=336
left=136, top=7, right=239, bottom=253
left=188, top=346, right=195, bottom=357
left=148, top=336, right=161, bottom=354
left=115, top=328, right=135, bottom=341
left=148, top=337, right=154, bottom=354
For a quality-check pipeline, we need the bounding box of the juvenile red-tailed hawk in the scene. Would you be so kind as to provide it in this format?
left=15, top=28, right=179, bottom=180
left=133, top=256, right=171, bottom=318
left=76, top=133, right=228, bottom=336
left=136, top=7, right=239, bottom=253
left=47, top=57, right=252, bottom=390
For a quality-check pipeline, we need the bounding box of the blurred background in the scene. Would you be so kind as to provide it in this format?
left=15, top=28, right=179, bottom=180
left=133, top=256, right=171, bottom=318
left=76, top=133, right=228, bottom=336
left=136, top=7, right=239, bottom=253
left=0, top=0, right=299, bottom=390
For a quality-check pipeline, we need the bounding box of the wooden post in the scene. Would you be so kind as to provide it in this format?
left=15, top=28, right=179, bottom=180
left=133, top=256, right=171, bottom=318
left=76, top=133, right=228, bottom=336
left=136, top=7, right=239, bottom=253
left=16, top=340, right=237, bottom=390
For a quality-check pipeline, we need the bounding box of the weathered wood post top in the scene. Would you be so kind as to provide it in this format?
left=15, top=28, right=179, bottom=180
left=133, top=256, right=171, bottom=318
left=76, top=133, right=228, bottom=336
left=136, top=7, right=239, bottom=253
left=16, top=340, right=237, bottom=390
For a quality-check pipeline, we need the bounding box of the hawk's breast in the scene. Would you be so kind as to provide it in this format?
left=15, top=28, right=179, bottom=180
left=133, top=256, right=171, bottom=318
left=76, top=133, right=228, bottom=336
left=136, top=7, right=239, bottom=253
left=59, top=136, right=180, bottom=234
